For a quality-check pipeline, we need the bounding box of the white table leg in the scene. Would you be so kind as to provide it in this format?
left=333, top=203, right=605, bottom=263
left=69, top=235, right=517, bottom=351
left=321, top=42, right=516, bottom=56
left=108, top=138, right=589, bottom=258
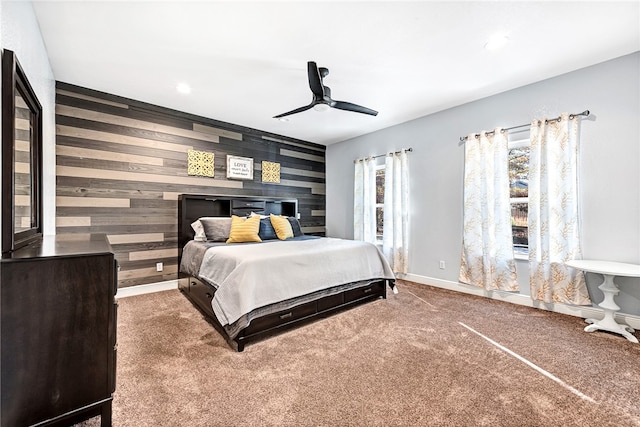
left=584, top=273, right=638, bottom=343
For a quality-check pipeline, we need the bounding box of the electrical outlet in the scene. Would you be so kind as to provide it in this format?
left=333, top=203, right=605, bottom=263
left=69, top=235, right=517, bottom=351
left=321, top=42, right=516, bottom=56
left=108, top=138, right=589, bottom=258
left=156, top=262, right=163, bottom=272
left=439, top=260, right=446, bottom=269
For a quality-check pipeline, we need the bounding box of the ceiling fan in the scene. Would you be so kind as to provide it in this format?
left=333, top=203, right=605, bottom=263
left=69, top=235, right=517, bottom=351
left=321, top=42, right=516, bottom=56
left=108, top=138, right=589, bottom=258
left=273, top=61, right=378, bottom=118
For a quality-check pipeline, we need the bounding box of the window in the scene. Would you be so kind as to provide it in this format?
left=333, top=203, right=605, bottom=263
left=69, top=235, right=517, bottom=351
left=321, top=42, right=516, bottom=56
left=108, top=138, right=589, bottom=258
left=508, top=138, right=530, bottom=257
left=375, top=165, right=385, bottom=242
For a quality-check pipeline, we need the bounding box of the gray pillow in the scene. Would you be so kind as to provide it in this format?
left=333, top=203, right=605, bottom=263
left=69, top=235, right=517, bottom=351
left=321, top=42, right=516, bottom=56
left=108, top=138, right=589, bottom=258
left=199, top=217, right=232, bottom=242
left=287, top=217, right=304, bottom=237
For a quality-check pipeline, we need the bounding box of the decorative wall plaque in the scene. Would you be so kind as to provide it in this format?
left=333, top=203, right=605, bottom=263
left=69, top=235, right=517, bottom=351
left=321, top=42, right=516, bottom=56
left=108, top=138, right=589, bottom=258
left=262, top=161, right=281, bottom=183
left=226, top=155, right=254, bottom=180
left=187, top=149, right=214, bottom=177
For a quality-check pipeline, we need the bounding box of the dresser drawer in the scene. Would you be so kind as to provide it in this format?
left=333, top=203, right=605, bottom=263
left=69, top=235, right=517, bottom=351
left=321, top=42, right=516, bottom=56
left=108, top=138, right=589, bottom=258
left=317, top=292, right=344, bottom=312
left=109, top=299, right=118, bottom=394
left=244, top=300, right=317, bottom=335
left=188, top=278, right=216, bottom=318
left=344, top=281, right=385, bottom=304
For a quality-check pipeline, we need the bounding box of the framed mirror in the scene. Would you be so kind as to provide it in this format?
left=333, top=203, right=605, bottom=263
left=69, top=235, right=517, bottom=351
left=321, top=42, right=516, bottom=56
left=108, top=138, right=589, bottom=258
left=2, top=49, right=43, bottom=254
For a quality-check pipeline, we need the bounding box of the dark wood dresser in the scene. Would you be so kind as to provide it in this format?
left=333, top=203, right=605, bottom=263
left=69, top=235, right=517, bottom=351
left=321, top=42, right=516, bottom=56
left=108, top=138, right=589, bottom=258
left=0, top=234, right=117, bottom=427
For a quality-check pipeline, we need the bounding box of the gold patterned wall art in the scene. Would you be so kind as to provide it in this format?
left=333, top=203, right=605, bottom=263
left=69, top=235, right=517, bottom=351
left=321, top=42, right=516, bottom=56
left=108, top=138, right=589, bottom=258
left=187, top=149, right=215, bottom=177
left=262, top=161, right=281, bottom=183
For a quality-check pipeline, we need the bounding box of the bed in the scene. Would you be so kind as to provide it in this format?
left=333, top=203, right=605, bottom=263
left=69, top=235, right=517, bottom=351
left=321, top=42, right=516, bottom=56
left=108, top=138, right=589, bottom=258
left=178, top=194, right=395, bottom=351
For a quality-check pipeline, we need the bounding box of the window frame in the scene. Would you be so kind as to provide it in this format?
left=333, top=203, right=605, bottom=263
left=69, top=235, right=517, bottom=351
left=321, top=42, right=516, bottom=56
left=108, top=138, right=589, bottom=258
left=508, top=137, right=530, bottom=260
left=375, top=164, right=385, bottom=244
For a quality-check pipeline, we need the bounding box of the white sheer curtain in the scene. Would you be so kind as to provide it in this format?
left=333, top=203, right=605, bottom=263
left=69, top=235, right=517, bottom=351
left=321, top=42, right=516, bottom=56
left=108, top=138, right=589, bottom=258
left=459, top=129, right=519, bottom=291
left=383, top=150, right=409, bottom=274
left=528, top=113, right=590, bottom=305
left=353, top=157, right=376, bottom=244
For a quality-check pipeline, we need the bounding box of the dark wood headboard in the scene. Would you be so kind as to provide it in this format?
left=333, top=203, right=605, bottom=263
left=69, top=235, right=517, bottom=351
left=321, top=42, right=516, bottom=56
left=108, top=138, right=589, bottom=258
left=178, top=194, right=298, bottom=261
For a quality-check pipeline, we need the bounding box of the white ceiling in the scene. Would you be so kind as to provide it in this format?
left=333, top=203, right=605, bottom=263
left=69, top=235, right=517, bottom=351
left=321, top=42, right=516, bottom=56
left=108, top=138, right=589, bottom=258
left=31, top=1, right=640, bottom=145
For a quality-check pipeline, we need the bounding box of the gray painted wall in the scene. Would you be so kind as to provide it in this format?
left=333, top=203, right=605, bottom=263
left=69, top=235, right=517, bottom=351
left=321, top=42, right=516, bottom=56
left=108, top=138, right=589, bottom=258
left=326, top=52, right=640, bottom=316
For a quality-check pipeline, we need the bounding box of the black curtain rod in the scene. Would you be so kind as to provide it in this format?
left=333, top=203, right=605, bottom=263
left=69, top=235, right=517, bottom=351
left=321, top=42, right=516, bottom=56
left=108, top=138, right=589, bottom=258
left=354, top=147, right=413, bottom=163
left=459, top=110, right=590, bottom=142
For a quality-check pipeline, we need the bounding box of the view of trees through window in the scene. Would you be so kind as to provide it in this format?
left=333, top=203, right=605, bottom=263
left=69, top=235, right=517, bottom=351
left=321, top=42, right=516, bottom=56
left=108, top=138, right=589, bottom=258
left=508, top=143, right=530, bottom=255
left=376, top=167, right=385, bottom=241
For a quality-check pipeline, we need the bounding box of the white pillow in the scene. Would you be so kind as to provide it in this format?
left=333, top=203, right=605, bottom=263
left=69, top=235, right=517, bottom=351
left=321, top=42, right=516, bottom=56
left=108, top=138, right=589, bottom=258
left=190, top=220, right=207, bottom=241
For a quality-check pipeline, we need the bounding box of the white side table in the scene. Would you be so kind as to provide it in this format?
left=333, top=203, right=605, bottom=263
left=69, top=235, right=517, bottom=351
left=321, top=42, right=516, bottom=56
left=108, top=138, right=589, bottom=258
left=565, top=260, right=640, bottom=343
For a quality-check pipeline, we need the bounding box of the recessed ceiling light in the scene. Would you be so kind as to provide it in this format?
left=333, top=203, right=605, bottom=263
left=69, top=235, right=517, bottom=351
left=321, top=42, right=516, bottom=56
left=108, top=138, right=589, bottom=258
left=278, top=117, right=290, bottom=122
left=176, top=82, right=191, bottom=94
left=484, top=33, right=509, bottom=51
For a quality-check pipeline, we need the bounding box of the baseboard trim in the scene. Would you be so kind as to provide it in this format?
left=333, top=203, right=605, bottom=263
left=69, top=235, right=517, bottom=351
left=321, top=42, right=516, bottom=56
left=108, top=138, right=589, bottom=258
left=116, top=280, right=179, bottom=299
left=402, top=273, right=640, bottom=330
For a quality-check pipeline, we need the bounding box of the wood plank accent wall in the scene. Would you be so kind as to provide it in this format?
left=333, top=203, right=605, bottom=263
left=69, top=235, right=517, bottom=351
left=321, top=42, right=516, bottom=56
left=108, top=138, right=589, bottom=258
left=55, top=82, right=326, bottom=288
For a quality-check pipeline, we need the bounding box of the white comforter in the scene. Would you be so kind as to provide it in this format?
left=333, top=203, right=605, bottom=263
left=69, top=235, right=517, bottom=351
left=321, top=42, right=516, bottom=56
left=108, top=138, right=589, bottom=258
left=196, top=237, right=395, bottom=327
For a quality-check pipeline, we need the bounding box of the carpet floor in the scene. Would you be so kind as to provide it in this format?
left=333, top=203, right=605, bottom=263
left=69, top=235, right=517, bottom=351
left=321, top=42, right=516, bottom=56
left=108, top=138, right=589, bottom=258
left=85, top=280, right=640, bottom=426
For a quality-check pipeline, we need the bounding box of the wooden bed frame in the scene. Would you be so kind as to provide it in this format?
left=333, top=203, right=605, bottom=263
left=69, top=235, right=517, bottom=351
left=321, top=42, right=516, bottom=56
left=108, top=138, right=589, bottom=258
left=178, top=194, right=393, bottom=351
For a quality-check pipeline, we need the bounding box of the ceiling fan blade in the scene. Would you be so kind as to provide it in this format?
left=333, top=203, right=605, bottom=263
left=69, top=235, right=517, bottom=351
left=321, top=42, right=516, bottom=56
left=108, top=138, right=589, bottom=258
left=331, top=100, right=378, bottom=116
left=273, top=103, right=314, bottom=118
left=307, top=61, right=324, bottom=98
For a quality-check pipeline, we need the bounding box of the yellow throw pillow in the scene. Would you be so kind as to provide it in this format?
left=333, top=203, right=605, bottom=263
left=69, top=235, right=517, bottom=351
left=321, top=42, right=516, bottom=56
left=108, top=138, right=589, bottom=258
left=270, top=214, right=294, bottom=240
left=226, top=215, right=262, bottom=243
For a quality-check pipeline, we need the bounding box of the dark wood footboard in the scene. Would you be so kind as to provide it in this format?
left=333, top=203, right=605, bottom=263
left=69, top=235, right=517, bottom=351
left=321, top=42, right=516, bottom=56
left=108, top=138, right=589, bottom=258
left=179, top=277, right=392, bottom=351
